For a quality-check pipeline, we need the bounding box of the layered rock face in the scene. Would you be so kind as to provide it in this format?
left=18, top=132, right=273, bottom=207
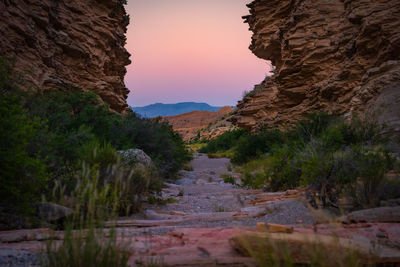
left=232, top=0, right=400, bottom=132
left=0, top=0, right=131, bottom=112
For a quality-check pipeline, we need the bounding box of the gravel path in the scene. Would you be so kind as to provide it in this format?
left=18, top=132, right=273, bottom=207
left=136, top=153, right=315, bottom=230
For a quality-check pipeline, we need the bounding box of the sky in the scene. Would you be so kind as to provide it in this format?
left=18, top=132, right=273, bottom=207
left=125, top=0, right=268, bottom=107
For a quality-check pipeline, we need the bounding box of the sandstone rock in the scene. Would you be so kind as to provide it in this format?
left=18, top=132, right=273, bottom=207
left=0, top=228, right=52, bottom=243
left=239, top=206, right=269, bottom=217
left=232, top=0, right=400, bottom=132
left=344, top=206, right=400, bottom=223
left=143, top=210, right=166, bottom=220
left=256, top=222, right=294, bottom=233
left=36, top=202, right=73, bottom=222
left=118, top=149, right=152, bottom=167
left=0, top=0, right=131, bottom=113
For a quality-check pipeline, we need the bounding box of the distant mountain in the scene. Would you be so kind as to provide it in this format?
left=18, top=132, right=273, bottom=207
left=131, top=102, right=223, bottom=117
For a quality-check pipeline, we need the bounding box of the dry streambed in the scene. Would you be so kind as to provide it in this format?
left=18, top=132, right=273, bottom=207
left=1, top=153, right=400, bottom=266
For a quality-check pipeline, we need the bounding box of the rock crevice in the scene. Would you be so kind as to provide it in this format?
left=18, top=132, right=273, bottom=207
left=232, top=0, right=400, bottom=132
left=0, top=0, right=131, bottom=112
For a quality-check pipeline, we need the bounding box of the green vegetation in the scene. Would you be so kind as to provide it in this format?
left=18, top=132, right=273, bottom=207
left=46, top=160, right=130, bottom=266
left=46, top=227, right=129, bottom=267
left=201, top=112, right=400, bottom=209
left=0, top=58, right=191, bottom=225
left=199, top=128, right=247, bottom=154
left=221, top=174, right=236, bottom=185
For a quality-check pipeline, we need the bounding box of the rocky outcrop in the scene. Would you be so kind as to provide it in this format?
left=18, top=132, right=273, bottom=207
left=0, top=0, right=131, bottom=112
left=232, top=0, right=400, bottom=132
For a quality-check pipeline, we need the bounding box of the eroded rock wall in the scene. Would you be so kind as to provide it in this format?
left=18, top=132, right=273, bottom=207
left=232, top=0, right=400, bottom=132
left=0, top=0, right=131, bottom=112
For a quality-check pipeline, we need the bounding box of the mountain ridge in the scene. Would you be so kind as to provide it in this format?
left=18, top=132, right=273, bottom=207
left=132, top=102, right=226, bottom=117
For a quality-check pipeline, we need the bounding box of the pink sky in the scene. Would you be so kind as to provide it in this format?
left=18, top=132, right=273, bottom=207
left=125, top=0, right=268, bottom=107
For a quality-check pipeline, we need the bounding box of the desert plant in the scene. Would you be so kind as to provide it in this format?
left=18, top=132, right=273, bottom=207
left=178, top=188, right=184, bottom=196
left=46, top=227, right=129, bottom=267
left=221, top=174, right=236, bottom=185
left=46, top=162, right=131, bottom=267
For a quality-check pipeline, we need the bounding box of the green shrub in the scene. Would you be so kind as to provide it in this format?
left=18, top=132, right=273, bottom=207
left=79, top=141, right=119, bottom=169
left=0, top=57, right=190, bottom=226
left=0, top=92, right=48, bottom=214
left=263, top=145, right=301, bottom=191
left=347, top=151, right=395, bottom=208
left=232, top=128, right=284, bottom=164
left=46, top=162, right=130, bottom=267
left=26, top=90, right=191, bottom=179
left=199, top=129, right=247, bottom=154
left=221, top=174, right=236, bottom=185
left=234, top=112, right=399, bottom=209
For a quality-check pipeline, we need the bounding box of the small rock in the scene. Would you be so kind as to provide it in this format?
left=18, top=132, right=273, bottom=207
left=144, top=209, right=164, bottom=220
left=169, top=211, right=187, bottom=216
left=37, top=202, right=73, bottom=222
left=376, top=231, right=388, bottom=239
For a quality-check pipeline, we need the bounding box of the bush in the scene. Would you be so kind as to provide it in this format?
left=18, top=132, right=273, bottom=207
left=232, top=128, right=284, bottom=164
left=0, top=58, right=190, bottom=226
left=46, top=162, right=131, bottom=267
left=199, top=129, right=247, bottom=154
left=234, top=112, right=399, bottom=209
left=0, top=87, right=48, bottom=214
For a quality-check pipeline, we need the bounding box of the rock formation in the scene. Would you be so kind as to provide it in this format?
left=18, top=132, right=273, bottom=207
left=231, top=0, right=400, bottom=133
left=0, top=0, right=131, bottom=112
left=163, top=106, right=235, bottom=142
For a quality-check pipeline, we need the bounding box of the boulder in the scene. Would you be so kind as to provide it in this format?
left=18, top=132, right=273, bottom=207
left=118, top=149, right=152, bottom=166
left=344, top=206, right=400, bottom=223
left=36, top=203, right=73, bottom=222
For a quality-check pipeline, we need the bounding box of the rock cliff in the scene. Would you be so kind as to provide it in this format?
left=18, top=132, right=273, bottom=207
left=0, top=0, right=131, bottom=112
left=232, top=0, right=400, bottom=133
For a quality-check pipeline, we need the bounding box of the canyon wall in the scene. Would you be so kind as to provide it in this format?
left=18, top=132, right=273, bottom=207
left=0, top=0, right=131, bottom=112
left=232, top=0, right=400, bottom=133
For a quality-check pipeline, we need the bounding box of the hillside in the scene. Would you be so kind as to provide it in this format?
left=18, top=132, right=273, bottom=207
left=132, top=102, right=222, bottom=117
left=163, top=106, right=235, bottom=141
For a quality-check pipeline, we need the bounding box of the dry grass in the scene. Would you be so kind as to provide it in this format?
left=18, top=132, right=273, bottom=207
left=207, top=150, right=234, bottom=159
left=231, top=232, right=379, bottom=267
